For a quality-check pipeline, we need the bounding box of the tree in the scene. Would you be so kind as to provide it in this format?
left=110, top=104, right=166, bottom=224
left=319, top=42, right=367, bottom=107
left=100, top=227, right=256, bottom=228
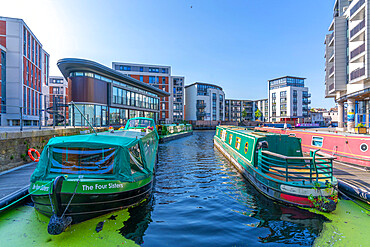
left=242, top=109, right=248, bottom=119
left=255, top=109, right=262, bottom=120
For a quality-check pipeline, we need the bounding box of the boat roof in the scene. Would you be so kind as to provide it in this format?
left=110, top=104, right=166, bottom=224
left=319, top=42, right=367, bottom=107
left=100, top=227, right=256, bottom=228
left=46, top=130, right=145, bottom=148
left=218, top=125, right=278, bottom=138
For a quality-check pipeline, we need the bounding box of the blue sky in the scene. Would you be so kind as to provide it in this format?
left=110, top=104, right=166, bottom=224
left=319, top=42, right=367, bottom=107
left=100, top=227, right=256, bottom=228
left=1, top=0, right=335, bottom=108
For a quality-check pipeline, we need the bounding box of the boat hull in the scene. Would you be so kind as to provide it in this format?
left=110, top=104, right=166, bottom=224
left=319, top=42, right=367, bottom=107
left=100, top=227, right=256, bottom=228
left=256, top=127, right=370, bottom=168
left=214, top=136, right=336, bottom=209
left=30, top=177, right=153, bottom=223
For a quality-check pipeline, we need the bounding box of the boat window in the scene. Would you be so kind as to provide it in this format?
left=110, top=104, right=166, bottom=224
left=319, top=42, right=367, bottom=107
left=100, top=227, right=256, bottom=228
left=229, top=134, right=233, bottom=145
left=244, top=142, right=248, bottom=154
left=289, top=133, right=296, bottom=137
left=50, top=147, right=115, bottom=175
left=221, top=130, right=227, bottom=141
left=128, top=119, right=153, bottom=128
left=311, top=136, right=323, bottom=147
left=216, top=129, right=219, bottom=136
left=235, top=137, right=241, bottom=150
left=129, top=144, right=144, bottom=175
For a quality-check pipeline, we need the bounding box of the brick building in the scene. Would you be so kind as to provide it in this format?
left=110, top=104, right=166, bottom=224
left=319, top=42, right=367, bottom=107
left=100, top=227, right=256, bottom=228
left=0, top=16, right=49, bottom=126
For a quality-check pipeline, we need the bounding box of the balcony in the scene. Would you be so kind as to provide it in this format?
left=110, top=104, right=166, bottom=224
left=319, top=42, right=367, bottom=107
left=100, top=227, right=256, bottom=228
left=328, top=83, right=334, bottom=91
left=196, top=103, right=206, bottom=108
left=196, top=111, right=206, bottom=117
left=350, top=19, right=365, bottom=38
left=350, top=0, right=365, bottom=16
left=350, top=67, right=365, bottom=80
left=329, top=66, right=334, bottom=76
left=350, top=43, right=365, bottom=60
left=302, top=93, right=311, bottom=98
left=328, top=33, right=334, bottom=46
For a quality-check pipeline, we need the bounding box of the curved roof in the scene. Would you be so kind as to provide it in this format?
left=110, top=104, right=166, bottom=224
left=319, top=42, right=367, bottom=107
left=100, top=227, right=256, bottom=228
left=184, top=82, right=223, bottom=91
left=57, top=58, right=170, bottom=97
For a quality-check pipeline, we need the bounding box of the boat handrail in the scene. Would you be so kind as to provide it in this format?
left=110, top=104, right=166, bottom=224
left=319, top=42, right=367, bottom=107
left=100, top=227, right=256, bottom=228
left=258, top=149, right=334, bottom=183
left=261, top=150, right=314, bottom=160
left=309, top=149, right=336, bottom=160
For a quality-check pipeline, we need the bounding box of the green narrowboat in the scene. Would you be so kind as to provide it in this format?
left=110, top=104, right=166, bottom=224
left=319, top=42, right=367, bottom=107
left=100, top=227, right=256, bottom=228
left=214, top=126, right=338, bottom=212
left=157, top=123, right=193, bottom=142
left=29, top=117, right=158, bottom=234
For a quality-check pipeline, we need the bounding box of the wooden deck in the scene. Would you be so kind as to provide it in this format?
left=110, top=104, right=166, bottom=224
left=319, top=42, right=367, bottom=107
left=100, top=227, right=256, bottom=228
left=0, top=163, right=36, bottom=210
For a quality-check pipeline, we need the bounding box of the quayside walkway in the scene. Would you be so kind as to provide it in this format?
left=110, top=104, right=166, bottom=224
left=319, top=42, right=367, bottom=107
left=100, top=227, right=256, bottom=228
left=0, top=163, right=37, bottom=210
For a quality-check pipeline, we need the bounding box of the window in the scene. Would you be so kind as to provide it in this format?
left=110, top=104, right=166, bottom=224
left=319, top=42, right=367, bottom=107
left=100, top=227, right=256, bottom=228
left=244, top=142, right=249, bottom=154
left=140, top=67, right=143, bottom=72
left=221, top=130, right=227, bottom=141
left=162, top=68, right=166, bottom=73
left=229, top=134, right=233, bottom=145
left=312, top=136, right=323, bottom=147
left=50, top=147, right=115, bottom=175
left=235, top=137, right=241, bottom=150
left=140, top=76, right=143, bottom=82
left=149, top=76, right=155, bottom=84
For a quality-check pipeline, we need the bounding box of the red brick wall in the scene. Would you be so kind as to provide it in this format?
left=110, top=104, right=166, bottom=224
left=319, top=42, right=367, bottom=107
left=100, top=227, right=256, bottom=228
left=0, top=20, right=6, bottom=47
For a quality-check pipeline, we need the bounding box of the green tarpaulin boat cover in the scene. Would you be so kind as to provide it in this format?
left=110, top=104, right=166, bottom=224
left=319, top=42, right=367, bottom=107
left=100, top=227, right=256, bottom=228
left=30, top=130, right=158, bottom=183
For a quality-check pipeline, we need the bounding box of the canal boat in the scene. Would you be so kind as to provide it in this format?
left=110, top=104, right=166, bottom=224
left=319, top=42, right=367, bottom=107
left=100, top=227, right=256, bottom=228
left=255, top=127, right=370, bottom=168
left=157, top=123, right=193, bottom=143
left=214, top=126, right=338, bottom=212
left=29, top=117, right=158, bottom=234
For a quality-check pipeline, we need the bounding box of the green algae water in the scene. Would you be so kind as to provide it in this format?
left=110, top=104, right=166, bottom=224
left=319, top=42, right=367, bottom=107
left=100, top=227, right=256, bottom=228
left=0, top=131, right=369, bottom=246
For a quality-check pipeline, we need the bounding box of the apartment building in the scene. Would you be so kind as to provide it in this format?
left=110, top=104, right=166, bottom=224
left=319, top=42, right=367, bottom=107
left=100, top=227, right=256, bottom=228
left=112, top=62, right=181, bottom=123
left=324, top=0, right=370, bottom=132
left=172, top=76, right=185, bottom=122
left=46, top=76, right=68, bottom=125
left=0, top=16, right=49, bottom=126
left=225, top=99, right=253, bottom=122
left=268, top=76, right=310, bottom=123
left=253, top=98, right=268, bottom=122
left=185, top=82, right=225, bottom=122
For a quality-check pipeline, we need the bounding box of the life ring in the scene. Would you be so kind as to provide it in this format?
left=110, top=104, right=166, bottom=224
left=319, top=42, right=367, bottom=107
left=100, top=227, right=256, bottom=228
left=28, top=148, right=40, bottom=162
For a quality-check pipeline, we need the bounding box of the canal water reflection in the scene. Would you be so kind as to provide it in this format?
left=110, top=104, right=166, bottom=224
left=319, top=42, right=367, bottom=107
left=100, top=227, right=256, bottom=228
left=123, top=130, right=328, bottom=246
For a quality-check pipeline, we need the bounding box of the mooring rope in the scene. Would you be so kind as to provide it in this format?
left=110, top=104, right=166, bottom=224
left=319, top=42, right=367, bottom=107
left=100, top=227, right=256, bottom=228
left=0, top=179, right=54, bottom=212
left=61, top=179, right=81, bottom=217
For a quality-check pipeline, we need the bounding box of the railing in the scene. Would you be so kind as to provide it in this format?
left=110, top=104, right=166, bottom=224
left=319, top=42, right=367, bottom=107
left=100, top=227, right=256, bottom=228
left=350, top=19, right=365, bottom=38
left=350, top=67, right=365, bottom=80
left=196, top=103, right=206, bottom=108
left=258, top=150, right=334, bottom=183
left=350, top=0, right=365, bottom=16
left=329, top=33, right=334, bottom=44
left=328, top=50, right=334, bottom=60
left=329, top=66, right=334, bottom=75
left=350, top=43, right=365, bottom=59
left=196, top=111, right=206, bottom=116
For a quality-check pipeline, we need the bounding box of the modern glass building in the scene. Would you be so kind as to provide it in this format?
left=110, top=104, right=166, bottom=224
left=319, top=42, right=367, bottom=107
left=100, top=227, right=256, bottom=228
left=57, top=58, right=170, bottom=126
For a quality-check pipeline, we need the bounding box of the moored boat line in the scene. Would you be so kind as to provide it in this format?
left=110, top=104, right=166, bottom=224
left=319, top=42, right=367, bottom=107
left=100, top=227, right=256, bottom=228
left=157, top=123, right=193, bottom=143
left=214, top=125, right=338, bottom=212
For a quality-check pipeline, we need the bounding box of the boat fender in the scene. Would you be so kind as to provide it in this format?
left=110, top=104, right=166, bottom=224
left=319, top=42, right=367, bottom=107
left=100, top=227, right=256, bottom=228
left=28, top=148, right=40, bottom=162
left=47, top=214, right=72, bottom=235
left=319, top=199, right=336, bottom=213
